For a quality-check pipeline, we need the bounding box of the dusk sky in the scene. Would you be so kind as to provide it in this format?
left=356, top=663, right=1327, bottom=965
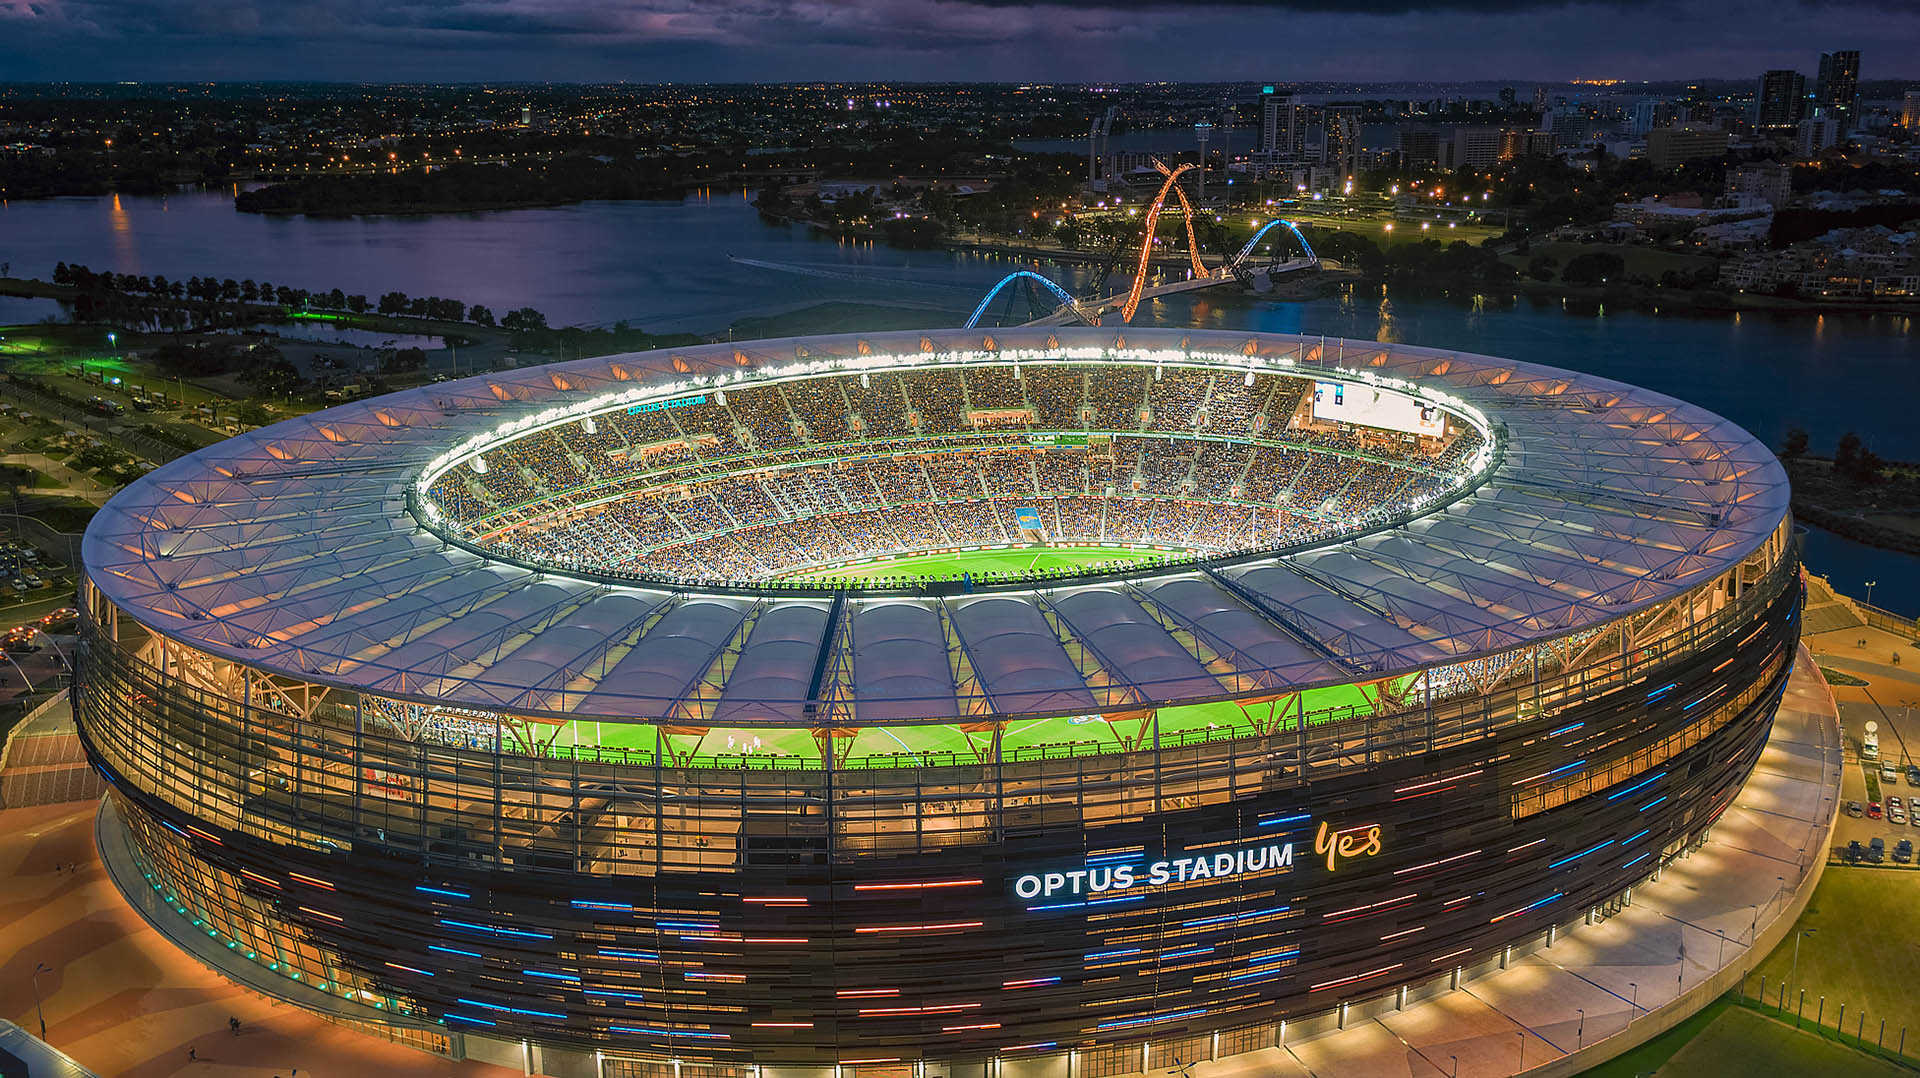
left=1, top=0, right=1916, bottom=84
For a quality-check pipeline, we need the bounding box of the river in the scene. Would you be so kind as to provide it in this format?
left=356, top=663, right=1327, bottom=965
left=1, top=189, right=1916, bottom=610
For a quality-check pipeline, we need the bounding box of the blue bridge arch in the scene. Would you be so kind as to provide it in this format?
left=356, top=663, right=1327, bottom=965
left=965, top=271, right=1084, bottom=329
left=1234, top=219, right=1316, bottom=267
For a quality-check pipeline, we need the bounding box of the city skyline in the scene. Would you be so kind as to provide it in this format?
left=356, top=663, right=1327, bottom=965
left=2, top=0, right=1918, bottom=84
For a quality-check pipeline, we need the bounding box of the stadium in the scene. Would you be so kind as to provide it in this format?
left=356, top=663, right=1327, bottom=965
left=74, top=326, right=1798, bottom=1076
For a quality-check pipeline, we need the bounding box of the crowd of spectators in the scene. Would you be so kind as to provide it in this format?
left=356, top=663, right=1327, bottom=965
left=425, top=363, right=1487, bottom=584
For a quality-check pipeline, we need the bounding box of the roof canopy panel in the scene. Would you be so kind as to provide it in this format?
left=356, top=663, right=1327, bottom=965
left=81, top=328, right=1789, bottom=725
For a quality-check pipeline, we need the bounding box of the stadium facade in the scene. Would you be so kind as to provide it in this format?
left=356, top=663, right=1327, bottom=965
left=76, top=328, right=1798, bottom=1076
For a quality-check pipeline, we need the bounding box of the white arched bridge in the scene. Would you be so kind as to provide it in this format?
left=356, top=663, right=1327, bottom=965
left=966, top=160, right=1318, bottom=329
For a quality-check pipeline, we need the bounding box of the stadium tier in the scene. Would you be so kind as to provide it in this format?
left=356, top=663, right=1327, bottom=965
left=76, top=328, right=1798, bottom=1077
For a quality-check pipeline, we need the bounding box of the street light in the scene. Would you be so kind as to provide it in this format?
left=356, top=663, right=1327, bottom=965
left=1788, top=928, right=1818, bottom=992
left=32, top=962, right=49, bottom=1038
left=1629, top=981, right=1638, bottom=1013
left=1577, top=1007, right=1584, bottom=1049
left=1865, top=580, right=1878, bottom=606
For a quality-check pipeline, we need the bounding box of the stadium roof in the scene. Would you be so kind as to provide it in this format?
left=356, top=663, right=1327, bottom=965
left=82, top=328, right=1790, bottom=726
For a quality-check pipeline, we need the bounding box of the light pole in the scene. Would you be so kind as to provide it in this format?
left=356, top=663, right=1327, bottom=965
left=1516, top=1031, right=1524, bottom=1069
left=1450, top=1055, right=1457, bottom=1078
left=1865, top=580, right=1878, bottom=606
left=1630, top=982, right=1638, bottom=1013
left=1577, top=1008, right=1584, bottom=1049
left=31, top=962, right=49, bottom=1038
left=1789, top=928, right=1817, bottom=992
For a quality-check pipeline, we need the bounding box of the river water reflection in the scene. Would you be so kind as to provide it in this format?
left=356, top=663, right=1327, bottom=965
left=2, top=189, right=1915, bottom=607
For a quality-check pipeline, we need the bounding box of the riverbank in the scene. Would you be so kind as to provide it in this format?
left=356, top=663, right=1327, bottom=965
left=1787, top=456, right=1920, bottom=557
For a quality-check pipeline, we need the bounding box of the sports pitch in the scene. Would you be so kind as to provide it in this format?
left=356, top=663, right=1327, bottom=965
left=785, top=544, right=1163, bottom=584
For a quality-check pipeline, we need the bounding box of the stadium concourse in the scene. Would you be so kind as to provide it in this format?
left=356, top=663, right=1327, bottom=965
left=72, top=327, right=1801, bottom=1076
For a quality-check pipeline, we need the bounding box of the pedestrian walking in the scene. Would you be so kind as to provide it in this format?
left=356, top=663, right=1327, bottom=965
left=187, top=1046, right=196, bottom=1061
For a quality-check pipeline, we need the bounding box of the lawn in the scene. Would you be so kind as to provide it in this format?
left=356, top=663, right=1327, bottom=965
left=784, top=544, right=1161, bottom=584
left=1748, top=866, right=1920, bottom=1044
left=1505, top=242, right=1719, bottom=282
left=1651, top=1004, right=1913, bottom=1078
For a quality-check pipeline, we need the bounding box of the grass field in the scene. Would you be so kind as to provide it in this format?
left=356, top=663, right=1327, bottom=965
left=785, top=544, right=1161, bottom=584
left=1652, top=1003, right=1911, bottom=1078
left=1749, top=866, right=1920, bottom=1043
left=1502, top=242, right=1719, bottom=282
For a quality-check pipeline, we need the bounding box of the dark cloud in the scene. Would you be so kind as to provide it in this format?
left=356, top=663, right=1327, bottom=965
left=0, top=0, right=1912, bottom=81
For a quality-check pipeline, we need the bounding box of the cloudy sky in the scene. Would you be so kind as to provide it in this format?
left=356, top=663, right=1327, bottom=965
left=1, top=0, right=1914, bottom=84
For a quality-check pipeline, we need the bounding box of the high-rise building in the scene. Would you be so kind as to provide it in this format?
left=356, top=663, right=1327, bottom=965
left=1498, top=86, right=1517, bottom=110
left=1545, top=105, right=1589, bottom=150
left=1500, top=128, right=1556, bottom=160
left=1646, top=124, right=1728, bottom=170
left=1905, top=90, right=1920, bottom=129
left=1532, top=86, right=1549, bottom=112
left=1630, top=99, right=1660, bottom=138
left=1683, top=84, right=1714, bottom=124
left=1441, top=127, right=1505, bottom=169
left=1324, top=105, right=1363, bottom=179
left=1756, top=70, right=1807, bottom=130
left=1724, top=162, right=1794, bottom=208
left=1797, top=116, right=1840, bottom=158
left=1263, top=92, right=1311, bottom=159
left=1814, top=50, right=1861, bottom=134
left=1396, top=127, right=1442, bottom=168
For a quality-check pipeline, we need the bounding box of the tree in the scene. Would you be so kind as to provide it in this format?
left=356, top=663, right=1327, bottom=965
left=1779, top=428, right=1809, bottom=458
left=383, top=346, right=428, bottom=374
left=232, top=401, right=272, bottom=426
left=468, top=304, right=495, bottom=327
left=501, top=307, right=548, bottom=332
left=1833, top=431, right=1884, bottom=483
left=239, top=355, right=302, bottom=398
left=1560, top=251, right=1625, bottom=286
left=346, top=294, right=370, bottom=314
left=377, top=291, right=409, bottom=316
left=1527, top=254, right=1559, bottom=282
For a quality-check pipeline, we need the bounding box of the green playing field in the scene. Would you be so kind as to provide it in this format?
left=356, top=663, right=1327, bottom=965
left=784, top=544, right=1165, bottom=584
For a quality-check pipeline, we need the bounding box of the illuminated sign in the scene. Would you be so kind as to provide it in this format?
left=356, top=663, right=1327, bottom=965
left=1011, top=822, right=1384, bottom=905
left=1014, top=507, right=1044, bottom=530
left=628, top=394, right=707, bottom=415
left=1013, top=841, right=1291, bottom=901
left=1312, top=381, right=1444, bottom=437
left=1027, top=432, right=1088, bottom=447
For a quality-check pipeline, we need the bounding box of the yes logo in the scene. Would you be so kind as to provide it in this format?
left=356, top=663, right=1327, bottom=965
left=1314, top=821, right=1384, bottom=872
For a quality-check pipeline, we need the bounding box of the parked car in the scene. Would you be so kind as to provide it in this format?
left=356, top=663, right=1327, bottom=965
left=1870, top=837, right=1888, bottom=863
left=1892, top=808, right=1907, bottom=826
left=1869, top=801, right=1884, bottom=819
left=1884, top=764, right=1901, bottom=785
left=1848, top=840, right=1865, bottom=862
left=1890, top=795, right=1903, bottom=811
left=1897, top=839, right=1914, bottom=864
left=1847, top=800, right=1865, bottom=818
left=1907, top=765, right=1920, bottom=786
